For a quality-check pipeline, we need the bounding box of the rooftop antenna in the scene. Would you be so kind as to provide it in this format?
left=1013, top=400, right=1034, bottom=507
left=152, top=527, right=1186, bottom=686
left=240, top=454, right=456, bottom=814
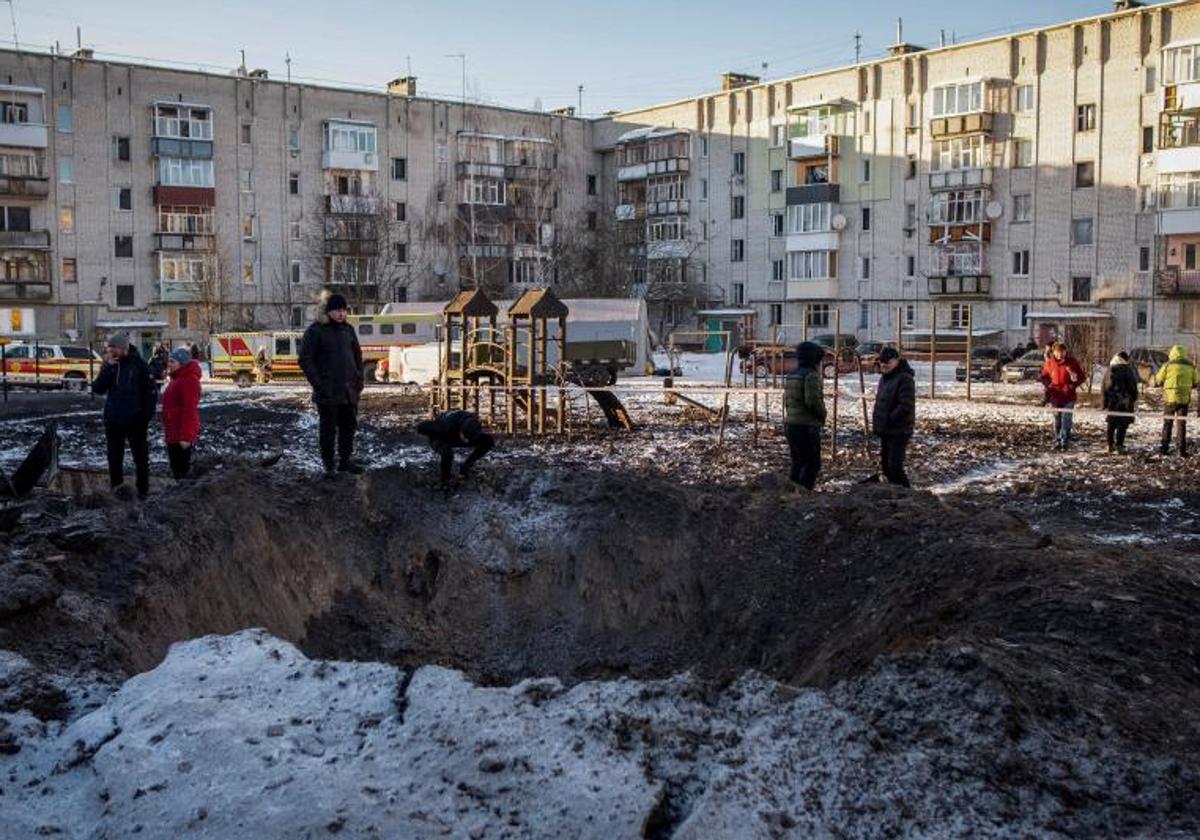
left=239, top=48, right=246, bottom=72
left=3, top=1, right=16, bottom=50
left=896, top=18, right=903, bottom=44
left=577, top=84, right=583, bottom=115
left=854, top=31, right=862, bottom=64
left=285, top=52, right=291, bottom=83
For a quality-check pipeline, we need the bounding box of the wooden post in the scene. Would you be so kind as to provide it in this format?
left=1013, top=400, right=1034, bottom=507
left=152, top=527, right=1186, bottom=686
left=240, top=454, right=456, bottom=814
left=558, top=314, right=567, bottom=435
left=965, top=304, right=974, bottom=401
left=857, top=356, right=870, bottom=458
left=929, top=305, right=937, bottom=400
left=717, top=337, right=733, bottom=446
left=526, top=321, right=535, bottom=434
left=506, top=322, right=516, bottom=434
left=539, top=317, right=548, bottom=435
left=831, top=308, right=840, bottom=464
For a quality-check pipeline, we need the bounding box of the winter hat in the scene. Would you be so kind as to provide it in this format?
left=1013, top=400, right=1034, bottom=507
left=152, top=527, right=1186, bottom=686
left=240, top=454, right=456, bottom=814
left=795, top=341, right=824, bottom=368
left=325, top=293, right=349, bottom=314
left=170, top=347, right=193, bottom=366
left=106, top=332, right=130, bottom=350
left=878, top=346, right=900, bottom=364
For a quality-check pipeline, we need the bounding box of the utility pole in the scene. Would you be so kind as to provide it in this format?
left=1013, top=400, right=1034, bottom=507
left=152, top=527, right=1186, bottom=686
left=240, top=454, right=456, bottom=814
left=854, top=32, right=862, bottom=65
left=577, top=84, right=583, bottom=116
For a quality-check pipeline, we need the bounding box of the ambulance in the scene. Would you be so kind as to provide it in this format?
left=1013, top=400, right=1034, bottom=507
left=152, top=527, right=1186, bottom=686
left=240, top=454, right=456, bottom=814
left=209, top=332, right=305, bottom=386
left=0, top=342, right=104, bottom=390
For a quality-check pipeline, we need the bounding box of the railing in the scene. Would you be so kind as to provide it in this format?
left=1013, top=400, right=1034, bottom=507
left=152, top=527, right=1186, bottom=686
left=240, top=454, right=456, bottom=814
left=928, top=167, right=992, bottom=191
left=785, top=183, right=839, bottom=205
left=0, top=230, right=50, bottom=248
left=927, top=275, right=991, bottom=296
left=1156, top=267, right=1200, bottom=295
left=929, top=112, right=994, bottom=138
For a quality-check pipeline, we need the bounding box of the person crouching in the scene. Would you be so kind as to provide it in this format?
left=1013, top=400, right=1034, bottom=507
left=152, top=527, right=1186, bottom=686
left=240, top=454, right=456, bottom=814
left=416, top=410, right=495, bottom=483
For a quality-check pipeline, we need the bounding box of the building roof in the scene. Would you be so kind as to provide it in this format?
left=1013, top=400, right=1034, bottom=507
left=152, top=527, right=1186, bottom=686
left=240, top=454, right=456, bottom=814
left=443, top=289, right=499, bottom=318
left=615, top=126, right=689, bottom=144
left=508, top=288, right=569, bottom=319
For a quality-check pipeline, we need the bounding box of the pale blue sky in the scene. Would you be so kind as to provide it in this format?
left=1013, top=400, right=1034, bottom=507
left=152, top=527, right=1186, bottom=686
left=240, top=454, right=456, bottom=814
left=14, top=0, right=1168, bottom=113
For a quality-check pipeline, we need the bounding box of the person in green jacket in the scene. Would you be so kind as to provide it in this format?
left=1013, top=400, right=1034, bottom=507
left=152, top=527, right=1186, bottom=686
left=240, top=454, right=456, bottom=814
left=783, top=341, right=827, bottom=489
left=1155, top=344, right=1198, bottom=456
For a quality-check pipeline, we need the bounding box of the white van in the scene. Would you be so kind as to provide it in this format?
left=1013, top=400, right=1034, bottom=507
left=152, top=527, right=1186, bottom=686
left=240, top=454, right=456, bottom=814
left=383, top=342, right=441, bottom=386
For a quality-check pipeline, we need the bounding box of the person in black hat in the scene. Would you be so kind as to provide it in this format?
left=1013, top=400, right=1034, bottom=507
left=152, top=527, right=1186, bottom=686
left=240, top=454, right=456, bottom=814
left=782, top=341, right=826, bottom=489
left=417, top=410, right=495, bottom=484
left=91, top=331, right=157, bottom=499
left=872, top=346, right=916, bottom=487
left=299, top=292, right=365, bottom=477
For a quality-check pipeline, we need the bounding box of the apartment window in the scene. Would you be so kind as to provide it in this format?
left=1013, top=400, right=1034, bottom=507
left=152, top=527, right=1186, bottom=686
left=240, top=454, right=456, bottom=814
left=462, top=178, right=505, bottom=205
left=59, top=206, right=74, bottom=233
left=159, top=157, right=214, bottom=187
left=1013, top=194, right=1032, bottom=222
left=770, top=169, right=782, bottom=192
left=239, top=169, right=253, bottom=192
left=733, top=152, right=745, bottom=176
left=1159, top=171, right=1200, bottom=208
left=861, top=207, right=871, bottom=231
left=242, top=214, right=255, bottom=240
left=1071, top=218, right=1094, bottom=246
left=731, top=195, right=745, bottom=219
left=1012, top=249, right=1030, bottom=276
left=904, top=203, right=917, bottom=229
left=906, top=255, right=915, bottom=277
left=769, top=303, right=783, bottom=326
left=289, top=221, right=302, bottom=240
left=1015, top=84, right=1034, bottom=112
left=1188, top=244, right=1198, bottom=270
left=177, top=308, right=190, bottom=330
left=805, top=303, right=831, bottom=328
left=1145, top=66, right=1157, bottom=93
left=730, top=283, right=745, bottom=305
left=1075, top=161, right=1095, bottom=189
left=114, top=236, right=133, bottom=258
left=772, top=259, right=784, bottom=281
left=240, top=123, right=251, bottom=144
left=114, top=188, right=132, bottom=211
left=290, top=260, right=301, bottom=284
left=786, top=202, right=832, bottom=234
left=436, top=183, right=445, bottom=203
left=771, top=125, right=785, bottom=147
left=772, top=212, right=784, bottom=236
left=287, top=128, right=301, bottom=151
left=788, top=250, right=835, bottom=279
left=291, top=306, right=304, bottom=328
left=859, top=303, right=870, bottom=330
left=113, top=136, right=130, bottom=162
left=1071, top=275, right=1092, bottom=302
left=587, top=174, right=597, bottom=195
left=1135, top=303, right=1148, bottom=330
left=243, top=258, right=256, bottom=285
left=394, top=201, right=406, bottom=222
left=907, top=101, right=918, bottom=127
left=1143, top=126, right=1154, bottom=155
left=933, top=135, right=987, bottom=171
left=0, top=101, right=28, bottom=124
left=289, top=173, right=299, bottom=195
left=1076, top=104, right=1096, bottom=133
left=394, top=242, right=407, bottom=264
left=862, top=112, right=871, bottom=134
left=1139, top=246, right=1151, bottom=272
left=904, top=304, right=915, bottom=327
left=906, top=155, right=917, bottom=179
left=116, top=285, right=135, bottom=307
left=701, top=178, right=708, bottom=199
left=730, top=239, right=745, bottom=262
left=325, top=121, right=376, bottom=155
left=700, top=135, right=708, bottom=157
left=931, top=81, right=983, bottom=117
left=948, top=303, right=970, bottom=330
left=61, top=258, right=76, bottom=283
left=861, top=159, right=871, bottom=182
left=861, top=257, right=870, bottom=279
left=57, top=105, right=72, bottom=132
left=58, top=157, right=73, bottom=183
left=1184, top=302, right=1200, bottom=331
left=391, top=157, right=407, bottom=180
left=1013, top=139, right=1033, bottom=168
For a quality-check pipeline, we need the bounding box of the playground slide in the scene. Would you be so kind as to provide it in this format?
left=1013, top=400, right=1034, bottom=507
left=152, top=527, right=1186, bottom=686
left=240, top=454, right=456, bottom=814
left=588, top=390, right=633, bottom=430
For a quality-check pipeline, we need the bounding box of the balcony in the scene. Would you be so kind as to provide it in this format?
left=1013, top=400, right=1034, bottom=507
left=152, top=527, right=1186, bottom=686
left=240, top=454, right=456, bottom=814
left=789, top=134, right=839, bottom=160
left=153, top=185, right=215, bottom=207
left=644, top=158, right=689, bottom=177
left=463, top=244, right=511, bottom=259
left=0, top=230, right=50, bottom=249
left=456, top=161, right=506, bottom=180
left=786, top=231, right=839, bottom=253
left=614, top=203, right=644, bottom=221
left=159, top=280, right=204, bottom=303
left=458, top=203, right=514, bottom=224
left=150, top=137, right=213, bottom=160
left=1159, top=207, right=1200, bottom=235
left=325, top=194, right=383, bottom=215
left=785, top=278, right=838, bottom=300
left=647, top=199, right=689, bottom=216
left=321, top=150, right=378, bottom=171
left=1155, top=267, right=1200, bottom=296
left=929, top=112, right=994, bottom=138
left=617, top=163, right=648, bottom=182
left=646, top=240, right=690, bottom=260
left=0, top=175, right=48, bottom=198
left=323, top=238, right=380, bottom=257
left=927, top=275, right=991, bottom=296
left=0, top=123, right=48, bottom=149
left=153, top=232, right=214, bottom=252
left=929, top=168, right=992, bottom=191
left=785, top=183, right=839, bottom=206
left=0, top=278, right=51, bottom=301
left=928, top=222, right=991, bottom=244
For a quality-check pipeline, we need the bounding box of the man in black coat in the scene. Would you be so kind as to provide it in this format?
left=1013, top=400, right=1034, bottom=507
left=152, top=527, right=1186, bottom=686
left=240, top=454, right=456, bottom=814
left=417, top=410, right=495, bottom=483
left=871, top=347, right=916, bottom=487
left=299, top=293, right=365, bottom=476
left=91, top=332, right=157, bottom=498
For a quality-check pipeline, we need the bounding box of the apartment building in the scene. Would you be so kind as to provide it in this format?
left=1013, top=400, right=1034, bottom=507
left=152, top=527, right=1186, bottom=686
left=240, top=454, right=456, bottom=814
left=1, top=0, right=1199, bottom=352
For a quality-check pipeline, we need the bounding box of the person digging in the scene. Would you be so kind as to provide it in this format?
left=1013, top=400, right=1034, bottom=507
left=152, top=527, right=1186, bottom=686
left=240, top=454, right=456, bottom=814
left=416, top=410, right=495, bottom=485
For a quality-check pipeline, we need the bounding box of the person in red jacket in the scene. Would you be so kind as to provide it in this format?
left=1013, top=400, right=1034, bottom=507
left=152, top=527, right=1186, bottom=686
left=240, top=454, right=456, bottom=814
left=1039, top=341, right=1086, bottom=451
left=161, top=347, right=202, bottom=479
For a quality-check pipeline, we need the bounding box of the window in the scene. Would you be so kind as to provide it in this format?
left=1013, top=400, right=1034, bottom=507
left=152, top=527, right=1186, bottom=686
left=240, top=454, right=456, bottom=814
left=772, top=259, right=784, bottom=281
left=700, top=135, right=708, bottom=157
left=394, top=201, right=406, bottom=222
left=805, top=304, right=831, bottom=328
left=0, top=101, right=28, bottom=124
left=0, top=206, right=29, bottom=231
left=1015, top=84, right=1034, bottom=112
left=906, top=255, right=915, bottom=277
left=1076, top=104, right=1096, bottom=133
left=394, top=242, right=408, bottom=263
left=116, top=285, right=135, bottom=307
left=291, top=307, right=304, bottom=328
left=861, top=207, right=871, bottom=231
left=731, top=196, right=744, bottom=219
left=240, top=123, right=251, bottom=144
left=1075, top=161, right=1095, bottom=188
left=153, top=105, right=213, bottom=140
left=587, top=174, right=597, bottom=195
left=1184, top=302, right=1200, bottom=331
left=788, top=250, right=835, bottom=279
left=908, top=102, right=918, bottom=127
left=931, top=81, right=983, bottom=117
left=905, top=203, right=917, bottom=229
left=289, top=173, right=299, bottom=195
left=287, top=128, right=301, bottom=151
left=1012, top=249, right=1030, bottom=276
left=1071, top=275, right=1092, bottom=302
left=1188, top=244, right=1197, bottom=270
left=786, top=202, right=831, bottom=234
left=461, top=178, right=505, bottom=205
left=391, top=157, right=407, bottom=180
left=770, top=169, right=782, bottom=192
left=59, top=206, right=74, bottom=233
left=730, top=283, right=744, bottom=305
left=114, top=236, right=133, bottom=258
left=906, top=155, right=917, bottom=179
left=862, top=112, right=871, bottom=134
left=177, top=308, right=189, bottom=330
left=158, top=253, right=211, bottom=286
left=62, top=308, right=77, bottom=332
left=239, top=168, right=253, bottom=192
left=700, top=178, right=708, bottom=199
left=1135, top=303, right=1148, bottom=330
left=772, top=212, right=784, bottom=236
left=290, top=221, right=302, bottom=240
left=1013, top=194, right=1032, bottom=222
left=904, top=304, right=915, bottom=327
left=243, top=258, right=256, bottom=285
left=1159, top=171, right=1200, bottom=208
left=324, top=122, right=377, bottom=154
left=61, top=258, right=76, bottom=283
left=771, top=125, right=786, bottom=147
left=933, top=135, right=987, bottom=171
left=1163, top=45, right=1200, bottom=84
left=948, top=303, right=970, bottom=330
left=929, top=190, right=986, bottom=224
left=647, top=216, right=686, bottom=241
left=57, top=105, right=72, bottom=132
left=1139, top=246, right=1151, bottom=272
left=861, top=257, right=870, bottom=279
left=730, top=239, right=745, bottom=262
left=157, top=207, right=213, bottom=234
left=242, top=214, right=255, bottom=240
left=58, top=157, right=73, bottom=183
left=159, top=157, right=214, bottom=187
left=114, top=188, right=131, bottom=211
left=859, top=303, right=869, bottom=330
left=1071, top=218, right=1094, bottom=246
left=1143, top=126, right=1154, bottom=155
left=732, top=152, right=745, bottom=175
left=1145, top=66, right=1157, bottom=94
left=436, top=183, right=445, bottom=203
left=1013, top=139, right=1033, bottom=168
left=861, top=159, right=871, bottom=182
left=769, top=303, right=783, bottom=326
left=291, top=260, right=301, bottom=284
left=113, top=136, right=130, bottom=162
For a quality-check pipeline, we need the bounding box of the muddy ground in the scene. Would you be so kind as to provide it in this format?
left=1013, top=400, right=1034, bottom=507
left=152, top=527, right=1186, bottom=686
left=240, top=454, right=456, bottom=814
left=1, top=385, right=1199, bottom=836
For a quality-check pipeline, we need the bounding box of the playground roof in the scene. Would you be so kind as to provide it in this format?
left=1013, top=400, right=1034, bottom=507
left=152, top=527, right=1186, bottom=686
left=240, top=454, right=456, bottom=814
left=444, top=289, right=499, bottom=318
left=509, top=288, right=569, bottom=319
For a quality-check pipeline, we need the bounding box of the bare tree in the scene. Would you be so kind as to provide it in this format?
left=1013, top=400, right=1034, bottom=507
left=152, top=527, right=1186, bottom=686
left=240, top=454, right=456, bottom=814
left=306, top=186, right=409, bottom=311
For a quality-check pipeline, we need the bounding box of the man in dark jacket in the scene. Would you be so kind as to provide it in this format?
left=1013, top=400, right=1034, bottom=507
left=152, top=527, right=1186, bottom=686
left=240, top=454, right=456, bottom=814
left=299, top=293, right=365, bottom=476
left=872, top=347, right=916, bottom=487
left=91, top=332, right=157, bottom=499
left=782, top=341, right=826, bottom=489
left=417, top=410, right=495, bottom=483
left=1101, top=351, right=1138, bottom=454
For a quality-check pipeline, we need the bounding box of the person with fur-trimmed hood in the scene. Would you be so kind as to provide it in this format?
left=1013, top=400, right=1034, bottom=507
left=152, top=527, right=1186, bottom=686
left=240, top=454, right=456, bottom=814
left=782, top=341, right=826, bottom=489
left=872, top=347, right=916, bottom=487
left=1101, top=351, right=1138, bottom=454
left=299, top=292, right=365, bottom=477
left=1154, top=344, right=1198, bottom=457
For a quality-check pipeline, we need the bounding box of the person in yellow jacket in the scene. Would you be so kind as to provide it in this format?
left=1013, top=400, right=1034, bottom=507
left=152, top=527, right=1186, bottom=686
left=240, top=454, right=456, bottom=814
left=1154, top=344, right=1198, bottom=456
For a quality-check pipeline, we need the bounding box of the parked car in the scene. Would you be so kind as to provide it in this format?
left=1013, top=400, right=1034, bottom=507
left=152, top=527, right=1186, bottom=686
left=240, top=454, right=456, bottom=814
left=740, top=342, right=858, bottom=379
left=1001, top=349, right=1047, bottom=383
left=809, top=333, right=860, bottom=351
left=955, top=346, right=1008, bottom=382
left=1126, top=347, right=1171, bottom=385
left=0, top=343, right=104, bottom=390
left=857, top=340, right=894, bottom=373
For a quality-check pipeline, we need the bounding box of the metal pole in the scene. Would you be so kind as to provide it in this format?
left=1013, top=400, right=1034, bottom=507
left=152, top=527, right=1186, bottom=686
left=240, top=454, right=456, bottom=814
left=34, top=338, right=40, bottom=388
left=831, top=309, right=840, bottom=464
left=1, top=342, right=7, bottom=402
left=929, top=305, right=937, bottom=400
left=965, top=304, right=973, bottom=401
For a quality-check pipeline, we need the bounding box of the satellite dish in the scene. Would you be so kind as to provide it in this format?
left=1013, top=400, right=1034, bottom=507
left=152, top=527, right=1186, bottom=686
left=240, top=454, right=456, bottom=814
left=831, top=213, right=848, bottom=231
left=985, top=200, right=1003, bottom=220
